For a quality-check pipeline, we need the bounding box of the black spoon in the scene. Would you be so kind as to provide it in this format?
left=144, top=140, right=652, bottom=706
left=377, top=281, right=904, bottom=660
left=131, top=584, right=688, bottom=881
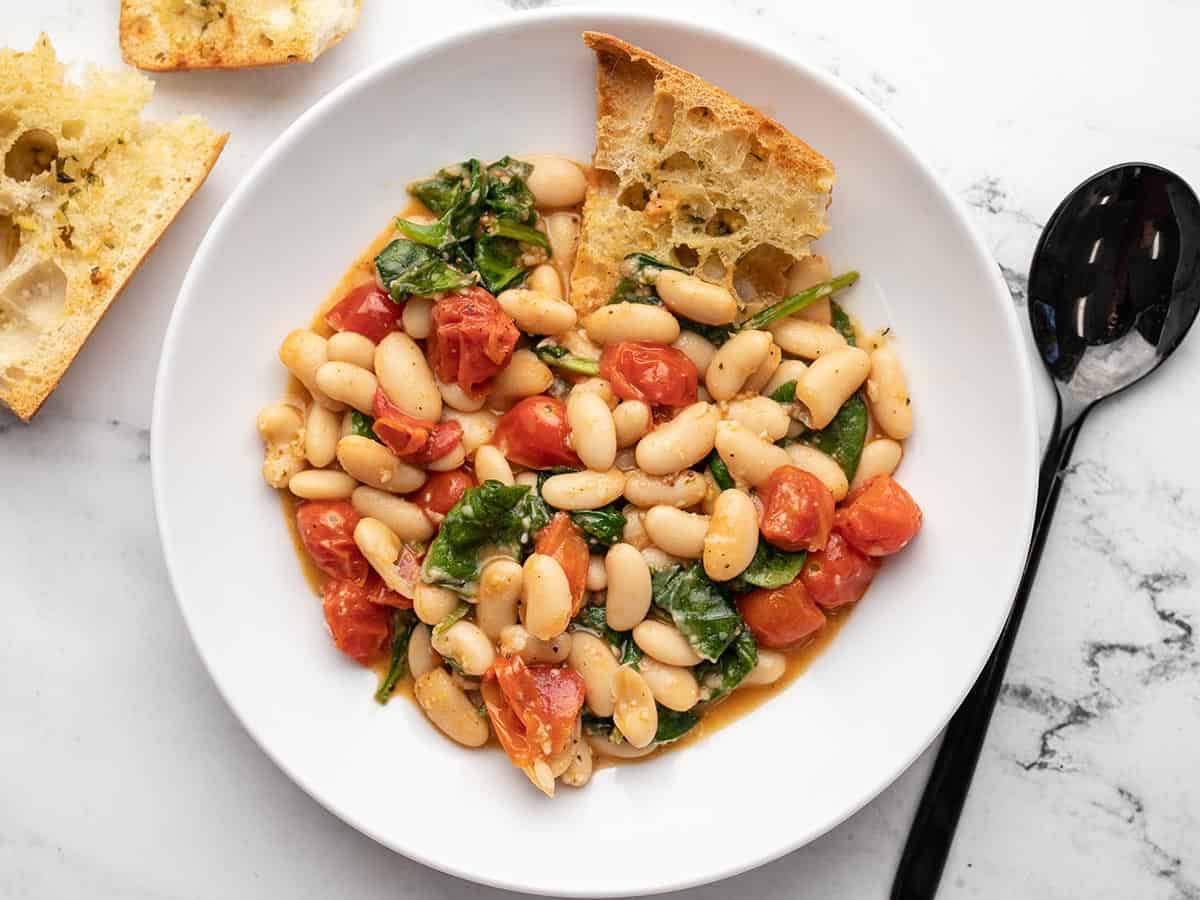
left=892, top=163, right=1200, bottom=899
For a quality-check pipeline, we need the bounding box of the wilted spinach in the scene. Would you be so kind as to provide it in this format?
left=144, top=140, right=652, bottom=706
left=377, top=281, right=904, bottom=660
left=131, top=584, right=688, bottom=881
left=374, top=610, right=417, bottom=704
left=706, top=451, right=734, bottom=491
left=651, top=564, right=744, bottom=662
left=655, top=706, right=699, bottom=743
left=570, top=505, right=627, bottom=551
left=572, top=606, right=643, bottom=667
left=695, top=629, right=758, bottom=703
left=730, top=543, right=807, bottom=592
left=830, top=299, right=857, bottom=346
left=801, top=392, right=868, bottom=481
left=374, top=238, right=475, bottom=300
left=534, top=341, right=601, bottom=377
left=350, top=410, right=382, bottom=443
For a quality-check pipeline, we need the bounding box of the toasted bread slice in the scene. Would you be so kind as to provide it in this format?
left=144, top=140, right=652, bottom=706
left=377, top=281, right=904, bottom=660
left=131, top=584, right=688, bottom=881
left=570, top=32, right=835, bottom=313
left=120, top=0, right=362, bottom=71
left=0, top=35, right=227, bottom=421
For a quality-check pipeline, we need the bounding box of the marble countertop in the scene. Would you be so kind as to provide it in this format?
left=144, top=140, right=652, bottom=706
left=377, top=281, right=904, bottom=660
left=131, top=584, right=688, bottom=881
left=4, top=1, right=1198, bottom=898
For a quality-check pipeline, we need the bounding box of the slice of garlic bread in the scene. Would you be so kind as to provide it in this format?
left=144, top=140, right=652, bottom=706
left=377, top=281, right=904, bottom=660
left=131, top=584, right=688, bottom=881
left=120, top=0, right=362, bottom=71
left=570, top=32, right=835, bottom=313
left=0, top=35, right=227, bottom=421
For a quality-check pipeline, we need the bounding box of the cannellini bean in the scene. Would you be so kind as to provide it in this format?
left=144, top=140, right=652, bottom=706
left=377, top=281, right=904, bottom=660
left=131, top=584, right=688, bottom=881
left=438, top=378, right=486, bottom=413
left=639, top=657, right=700, bottom=711
left=304, top=404, right=340, bottom=468
left=743, top=342, right=782, bottom=394
left=288, top=469, right=357, bottom=500
left=353, top=517, right=409, bottom=593
left=851, top=439, right=904, bottom=491
left=642, top=546, right=685, bottom=570
left=568, top=631, right=620, bottom=717
left=560, top=737, right=593, bottom=788
left=326, top=331, right=377, bottom=371
left=524, top=155, right=588, bottom=207
left=515, top=471, right=538, bottom=488
left=622, top=507, right=649, bottom=549
left=473, top=444, right=514, bottom=485
left=499, top=624, right=572, bottom=664
left=279, top=329, right=343, bottom=410
left=714, top=420, right=790, bottom=487
left=497, top=288, right=576, bottom=335
left=794, top=346, right=871, bottom=430
left=623, top=469, right=708, bottom=509
left=375, top=333, right=442, bottom=420
left=257, top=403, right=305, bottom=488
left=528, top=263, right=563, bottom=298
left=587, top=733, right=658, bottom=759
left=567, top=391, right=617, bottom=471
left=315, top=361, right=377, bottom=414
left=612, top=665, right=658, bottom=749
left=489, top=349, right=554, bottom=406
left=337, top=435, right=426, bottom=493
left=866, top=345, right=913, bottom=440
left=586, top=555, right=607, bottom=592
left=633, top=620, right=702, bottom=667
left=764, top=359, right=809, bottom=396
left=705, top=330, right=773, bottom=401
left=583, top=302, right=680, bottom=345
left=635, top=402, right=719, bottom=476
left=426, top=443, right=467, bottom=472
left=401, top=296, right=433, bottom=339
left=413, top=581, right=461, bottom=625
left=441, top=409, right=498, bottom=453
left=643, top=506, right=710, bottom=560
left=742, top=648, right=787, bottom=687
left=414, top=668, right=489, bottom=747
left=614, top=448, right=638, bottom=471
left=703, top=489, right=759, bottom=581
left=770, top=319, right=847, bottom=359
left=432, top=620, right=495, bottom=676
left=654, top=270, right=738, bottom=325
left=604, top=543, right=652, bottom=631
left=724, top=396, right=790, bottom=441
left=560, top=327, right=603, bottom=361
left=545, top=738, right=577, bottom=780
left=522, top=553, right=573, bottom=639
left=670, top=333, right=716, bottom=380
left=571, top=376, right=618, bottom=409
left=785, top=443, right=849, bottom=500
left=351, top=486, right=434, bottom=542
left=340, top=410, right=355, bottom=437
left=407, top=624, right=439, bottom=679
left=544, top=212, right=580, bottom=291
left=786, top=256, right=834, bottom=324
left=476, top=559, right=523, bottom=640
left=541, top=469, right=626, bottom=510
left=612, top=400, right=652, bottom=448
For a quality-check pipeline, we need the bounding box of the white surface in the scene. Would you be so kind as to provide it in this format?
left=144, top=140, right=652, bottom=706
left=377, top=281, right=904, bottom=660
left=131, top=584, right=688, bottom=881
left=152, top=10, right=1035, bottom=896
left=3, top=2, right=1198, bottom=899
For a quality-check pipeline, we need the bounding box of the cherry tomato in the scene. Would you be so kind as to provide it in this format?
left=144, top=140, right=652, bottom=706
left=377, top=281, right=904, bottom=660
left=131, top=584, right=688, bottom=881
left=835, top=475, right=923, bottom=556
left=737, top=578, right=827, bottom=650
left=413, top=469, right=475, bottom=519
left=535, top=512, right=589, bottom=615
left=322, top=577, right=392, bottom=665
left=801, top=532, right=881, bottom=610
left=599, top=341, right=698, bottom=407
left=757, top=466, right=835, bottom=552
left=324, top=282, right=402, bottom=343
left=296, top=500, right=368, bottom=583
left=482, top=656, right=586, bottom=768
left=491, top=396, right=581, bottom=470
left=426, top=287, right=519, bottom=396
left=371, top=389, right=463, bottom=464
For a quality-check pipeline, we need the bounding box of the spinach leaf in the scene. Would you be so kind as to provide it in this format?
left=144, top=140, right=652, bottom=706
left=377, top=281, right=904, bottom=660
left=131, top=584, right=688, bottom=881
left=394, top=216, right=450, bottom=250
left=655, top=706, right=700, bottom=743
left=802, top=392, right=868, bottom=481
left=375, top=239, right=475, bottom=300
left=768, top=380, right=797, bottom=403
left=474, top=234, right=527, bottom=293
left=533, top=341, right=601, bottom=377
left=581, top=713, right=616, bottom=737
left=830, top=299, right=857, bottom=346
left=651, top=564, right=744, bottom=662
left=433, top=602, right=470, bottom=637
left=491, top=218, right=550, bottom=250
left=695, top=629, right=758, bottom=703
left=740, top=271, right=860, bottom=331
left=409, top=168, right=463, bottom=217
left=350, top=410, right=382, bottom=443
left=572, top=606, right=643, bottom=667
left=707, top=451, right=734, bottom=491
left=374, top=610, right=416, bottom=704
left=730, top=543, right=806, bottom=592
left=680, top=321, right=735, bottom=346
left=485, top=156, right=537, bottom=224
left=570, top=505, right=627, bottom=551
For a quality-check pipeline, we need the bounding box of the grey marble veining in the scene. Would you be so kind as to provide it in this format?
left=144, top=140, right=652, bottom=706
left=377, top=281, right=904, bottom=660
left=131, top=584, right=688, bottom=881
left=3, top=1, right=1198, bottom=898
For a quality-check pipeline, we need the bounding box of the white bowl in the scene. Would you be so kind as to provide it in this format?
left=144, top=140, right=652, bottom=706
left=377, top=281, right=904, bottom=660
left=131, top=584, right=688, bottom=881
left=153, top=9, right=1037, bottom=897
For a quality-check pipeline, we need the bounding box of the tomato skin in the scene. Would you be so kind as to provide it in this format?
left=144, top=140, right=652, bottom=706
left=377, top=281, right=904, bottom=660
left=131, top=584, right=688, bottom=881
left=599, top=341, right=698, bottom=407
left=322, top=577, right=392, bottom=665
left=535, top=512, right=589, bottom=615
left=491, top=396, right=581, bottom=469
left=413, top=469, right=475, bottom=519
left=296, top=500, right=368, bottom=583
left=483, top=656, right=586, bottom=768
left=427, top=287, right=519, bottom=396
left=801, top=532, right=881, bottom=610
left=835, top=475, right=923, bottom=557
left=324, top=283, right=402, bottom=343
left=737, top=578, right=827, bottom=650
left=372, top=388, right=462, bottom=464
left=757, top=466, right=835, bottom=552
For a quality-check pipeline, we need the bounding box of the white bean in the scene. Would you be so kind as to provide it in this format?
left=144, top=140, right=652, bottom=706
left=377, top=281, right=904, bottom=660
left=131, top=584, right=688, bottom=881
left=544, top=211, right=580, bottom=296
left=353, top=517, right=408, bottom=592
left=851, top=439, right=904, bottom=491
left=612, top=400, right=652, bottom=448
left=703, top=489, right=759, bottom=581
left=654, top=270, right=737, bottom=325
left=326, top=331, right=377, bottom=371
left=714, top=420, right=790, bottom=487
left=438, top=378, right=486, bottom=413
left=499, top=624, right=573, bottom=664
left=441, top=409, right=498, bottom=454
left=540, top=469, right=626, bottom=511
left=568, top=631, right=620, bottom=717
left=571, top=376, right=618, bottom=409
left=414, top=668, right=489, bottom=747
left=473, top=444, right=514, bottom=485
left=278, top=329, right=343, bottom=410
left=288, top=469, right=357, bottom=500
left=304, top=404, right=340, bottom=468
left=315, top=361, right=377, bottom=414
left=867, top=345, right=913, bottom=440
left=639, top=657, right=700, bottom=711
left=476, top=559, right=523, bottom=640
left=401, top=296, right=433, bottom=339
left=604, top=543, right=652, bottom=631
left=528, top=263, right=563, bottom=298
left=426, top=443, right=466, bottom=472
left=794, top=346, right=871, bottom=430
left=742, top=648, right=787, bottom=687
left=488, top=349, right=553, bottom=406
left=351, top=486, right=434, bottom=542
left=523, top=155, right=588, bottom=208
left=787, top=254, right=833, bottom=293
left=560, top=327, right=602, bottom=361
left=413, top=581, right=461, bottom=625
left=705, top=330, right=773, bottom=401
left=724, top=396, right=790, bottom=441
left=432, top=620, right=495, bottom=676
left=522, top=554, right=573, bottom=639
left=561, top=737, right=593, bottom=788
left=583, top=303, right=680, bottom=345
left=633, top=620, right=702, bottom=667
left=635, top=402, right=719, bottom=476
left=623, top=469, right=708, bottom=509
left=375, top=333, right=442, bottom=421
left=407, top=624, right=439, bottom=679
left=587, top=733, right=657, bottom=759
left=643, top=506, right=710, bottom=560
left=614, top=448, right=638, bottom=471
left=641, top=546, right=685, bottom=570
left=586, top=555, right=608, bottom=592
left=764, top=359, right=809, bottom=397
left=770, top=319, right=847, bottom=359
left=671, top=331, right=717, bottom=377
left=744, top=342, right=782, bottom=395
left=336, top=436, right=426, bottom=493
left=785, top=443, right=849, bottom=500
left=612, top=665, right=658, bottom=749
left=567, top=391, right=617, bottom=471
left=515, top=471, right=538, bottom=488
left=622, top=507, right=648, bottom=549
left=257, top=403, right=305, bottom=488
left=497, top=288, right=576, bottom=335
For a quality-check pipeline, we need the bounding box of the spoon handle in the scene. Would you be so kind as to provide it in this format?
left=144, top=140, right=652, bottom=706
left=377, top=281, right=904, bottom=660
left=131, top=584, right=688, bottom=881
left=890, top=402, right=1087, bottom=900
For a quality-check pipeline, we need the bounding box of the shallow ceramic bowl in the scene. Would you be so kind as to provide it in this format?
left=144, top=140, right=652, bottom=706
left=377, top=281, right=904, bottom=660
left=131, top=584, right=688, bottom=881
left=153, top=9, right=1037, bottom=896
